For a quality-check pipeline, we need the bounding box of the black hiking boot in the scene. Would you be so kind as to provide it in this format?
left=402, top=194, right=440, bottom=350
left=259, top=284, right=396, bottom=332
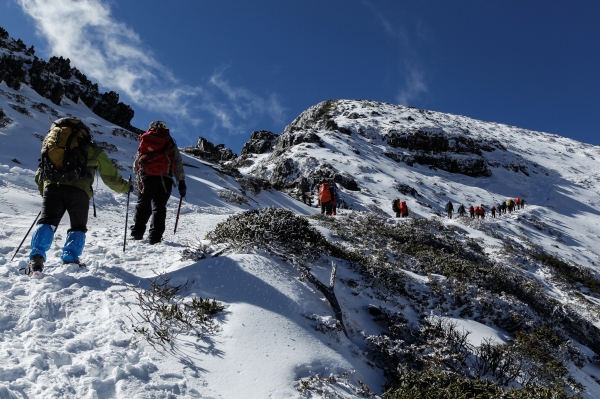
left=27, top=255, right=44, bottom=275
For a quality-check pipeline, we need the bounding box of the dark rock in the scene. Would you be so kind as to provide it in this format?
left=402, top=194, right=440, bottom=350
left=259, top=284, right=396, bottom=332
left=396, top=184, right=420, bottom=197
left=308, top=164, right=360, bottom=191
left=276, top=130, right=324, bottom=150
left=182, top=136, right=238, bottom=163
left=270, top=158, right=295, bottom=187
left=385, top=130, right=499, bottom=177
left=215, top=144, right=237, bottom=161
left=325, top=119, right=338, bottom=131
left=92, top=91, right=135, bottom=128
left=414, top=153, right=492, bottom=177
left=0, top=30, right=140, bottom=132
left=240, top=130, right=278, bottom=155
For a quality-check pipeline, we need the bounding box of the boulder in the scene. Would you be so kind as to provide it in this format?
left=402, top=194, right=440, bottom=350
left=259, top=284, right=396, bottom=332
left=241, top=130, right=278, bottom=155
left=182, top=136, right=238, bottom=163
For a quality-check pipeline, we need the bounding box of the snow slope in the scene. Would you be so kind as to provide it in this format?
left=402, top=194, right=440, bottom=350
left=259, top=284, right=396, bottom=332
left=1, top=86, right=600, bottom=398
left=0, top=84, right=384, bottom=398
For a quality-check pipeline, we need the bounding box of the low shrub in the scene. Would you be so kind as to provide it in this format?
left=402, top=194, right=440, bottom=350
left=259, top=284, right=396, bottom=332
left=533, top=252, right=600, bottom=295
left=124, top=273, right=225, bottom=349
left=206, top=207, right=331, bottom=261
left=218, top=189, right=249, bottom=205
left=384, top=368, right=578, bottom=399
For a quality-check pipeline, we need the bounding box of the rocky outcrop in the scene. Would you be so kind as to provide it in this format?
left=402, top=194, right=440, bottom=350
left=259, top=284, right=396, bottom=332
left=276, top=130, right=324, bottom=150
left=0, top=27, right=140, bottom=133
left=382, top=129, right=503, bottom=177
left=241, top=130, right=278, bottom=155
left=386, top=129, right=503, bottom=155
left=263, top=157, right=359, bottom=192
left=182, top=136, right=237, bottom=163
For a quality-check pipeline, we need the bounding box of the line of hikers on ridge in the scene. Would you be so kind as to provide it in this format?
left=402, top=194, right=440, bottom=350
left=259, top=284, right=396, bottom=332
left=443, top=198, right=526, bottom=220
left=299, top=177, right=526, bottom=221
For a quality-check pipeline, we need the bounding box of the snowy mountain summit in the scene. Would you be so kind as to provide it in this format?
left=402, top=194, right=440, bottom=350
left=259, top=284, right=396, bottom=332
left=2, top=34, right=600, bottom=397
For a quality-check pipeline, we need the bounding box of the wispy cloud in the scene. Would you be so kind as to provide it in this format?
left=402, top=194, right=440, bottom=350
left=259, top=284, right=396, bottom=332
left=396, top=63, right=428, bottom=106
left=209, top=69, right=286, bottom=126
left=16, top=0, right=286, bottom=137
left=362, top=1, right=429, bottom=106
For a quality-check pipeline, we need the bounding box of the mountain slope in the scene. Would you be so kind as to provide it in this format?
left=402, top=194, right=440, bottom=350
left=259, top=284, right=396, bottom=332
left=2, top=81, right=600, bottom=398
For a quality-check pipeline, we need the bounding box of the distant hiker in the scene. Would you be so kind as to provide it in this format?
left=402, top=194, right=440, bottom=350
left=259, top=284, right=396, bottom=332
left=506, top=198, right=515, bottom=213
left=392, top=198, right=401, bottom=218
left=131, top=121, right=186, bottom=244
left=27, top=118, right=130, bottom=273
left=299, top=177, right=311, bottom=206
left=520, top=198, right=526, bottom=208
left=399, top=200, right=409, bottom=217
left=480, top=204, right=486, bottom=219
left=468, top=205, right=475, bottom=218
left=497, top=202, right=504, bottom=215
left=500, top=202, right=507, bottom=215
left=445, top=200, right=454, bottom=219
left=515, top=198, right=521, bottom=210
left=457, top=204, right=466, bottom=217
left=318, top=180, right=333, bottom=215
left=330, top=183, right=339, bottom=216
left=491, top=205, right=496, bottom=218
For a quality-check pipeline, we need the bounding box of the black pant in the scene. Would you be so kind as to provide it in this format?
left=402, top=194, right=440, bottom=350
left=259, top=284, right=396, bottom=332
left=39, top=184, right=89, bottom=232
left=131, top=176, right=173, bottom=242
left=321, top=201, right=332, bottom=215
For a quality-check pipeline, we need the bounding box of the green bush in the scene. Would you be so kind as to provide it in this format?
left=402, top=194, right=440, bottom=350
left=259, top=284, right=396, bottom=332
left=384, top=368, right=577, bottom=399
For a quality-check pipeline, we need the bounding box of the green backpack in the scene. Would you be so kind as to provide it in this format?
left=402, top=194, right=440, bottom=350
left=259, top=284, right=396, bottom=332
left=40, top=118, right=92, bottom=183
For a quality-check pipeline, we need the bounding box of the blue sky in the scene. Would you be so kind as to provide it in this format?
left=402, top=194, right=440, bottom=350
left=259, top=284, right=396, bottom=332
left=1, top=0, right=599, bottom=153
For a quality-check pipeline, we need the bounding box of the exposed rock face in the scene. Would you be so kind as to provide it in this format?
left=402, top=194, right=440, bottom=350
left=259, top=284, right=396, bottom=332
left=93, top=91, right=135, bottom=129
left=0, top=27, right=140, bottom=133
left=241, top=130, right=278, bottom=155
left=382, top=129, right=505, bottom=177
left=182, top=136, right=237, bottom=163
left=276, top=130, right=323, bottom=150
left=386, top=129, right=503, bottom=155
left=264, top=157, right=359, bottom=192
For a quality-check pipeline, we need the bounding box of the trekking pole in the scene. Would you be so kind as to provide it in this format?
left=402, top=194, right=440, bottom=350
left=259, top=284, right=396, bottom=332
left=11, top=210, right=41, bottom=262
left=123, top=175, right=132, bottom=252
left=173, top=196, right=183, bottom=234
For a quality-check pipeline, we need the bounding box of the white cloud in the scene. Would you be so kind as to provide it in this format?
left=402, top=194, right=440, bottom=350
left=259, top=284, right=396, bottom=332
left=16, top=0, right=286, bottom=135
left=362, top=2, right=429, bottom=107
left=209, top=70, right=286, bottom=127
left=396, top=64, right=428, bottom=106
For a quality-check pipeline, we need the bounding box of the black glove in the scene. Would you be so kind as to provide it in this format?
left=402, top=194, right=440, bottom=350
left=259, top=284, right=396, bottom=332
left=178, top=180, right=187, bottom=197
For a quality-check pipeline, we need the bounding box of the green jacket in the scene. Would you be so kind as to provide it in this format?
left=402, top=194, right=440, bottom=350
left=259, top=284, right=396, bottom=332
left=36, top=143, right=129, bottom=198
